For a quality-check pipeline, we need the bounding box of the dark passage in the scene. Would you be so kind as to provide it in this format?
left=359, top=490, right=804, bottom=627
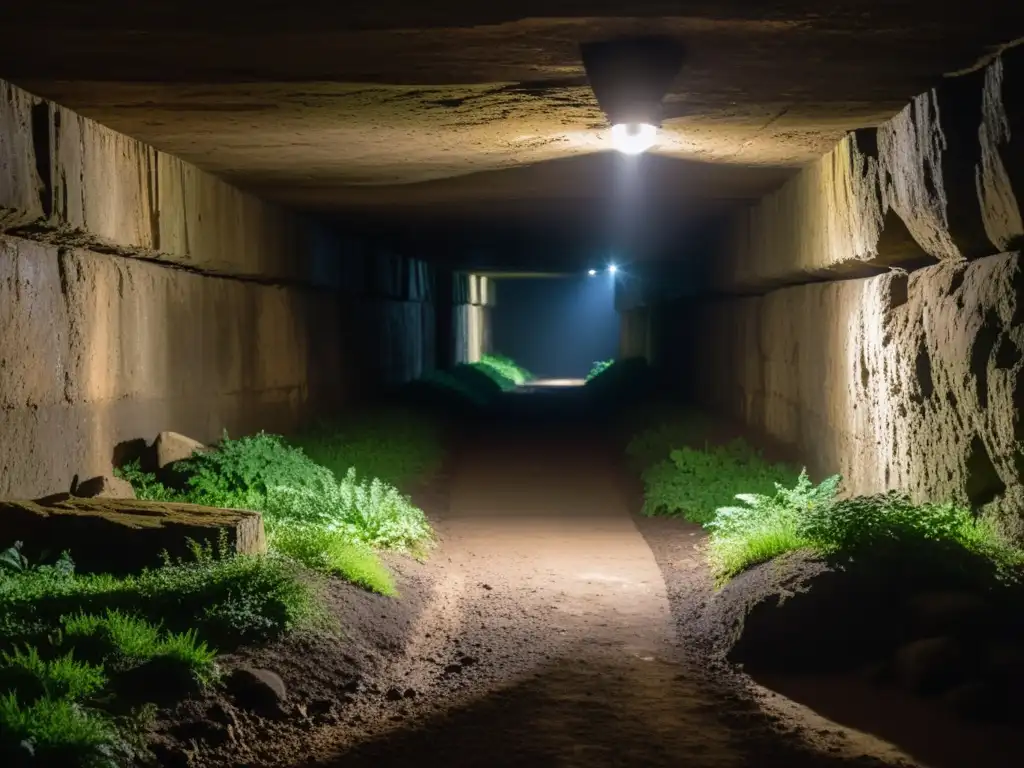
left=490, top=276, right=619, bottom=381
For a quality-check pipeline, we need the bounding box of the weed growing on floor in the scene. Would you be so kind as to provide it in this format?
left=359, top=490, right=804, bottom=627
left=267, top=526, right=396, bottom=596
left=0, top=536, right=310, bottom=767
left=294, top=409, right=445, bottom=488
left=120, top=432, right=432, bottom=590
left=706, top=470, right=838, bottom=579
left=266, top=467, right=431, bottom=552
left=586, top=359, right=614, bottom=381
left=0, top=692, right=122, bottom=768
left=623, top=406, right=713, bottom=472
left=706, top=473, right=1024, bottom=584
left=474, top=354, right=532, bottom=389
left=640, top=439, right=799, bottom=525
left=61, top=610, right=218, bottom=686
left=0, top=541, right=321, bottom=653
left=0, top=646, right=107, bottom=702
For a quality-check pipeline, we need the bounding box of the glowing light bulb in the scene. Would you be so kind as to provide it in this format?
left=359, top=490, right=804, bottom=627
left=588, top=269, right=597, bottom=276
left=611, top=123, right=657, bottom=155
left=608, top=264, right=618, bottom=274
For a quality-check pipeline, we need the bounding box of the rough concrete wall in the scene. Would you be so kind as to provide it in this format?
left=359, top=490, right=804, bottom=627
left=0, top=79, right=337, bottom=283
left=0, top=235, right=346, bottom=498
left=1, top=79, right=473, bottom=499
left=711, top=48, right=1024, bottom=293
left=680, top=252, right=1024, bottom=532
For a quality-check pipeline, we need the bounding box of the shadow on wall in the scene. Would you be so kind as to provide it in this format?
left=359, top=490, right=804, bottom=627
left=491, top=275, right=619, bottom=380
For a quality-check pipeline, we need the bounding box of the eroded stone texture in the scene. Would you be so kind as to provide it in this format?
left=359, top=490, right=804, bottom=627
left=0, top=235, right=346, bottom=499
left=977, top=55, right=1024, bottom=252
left=712, top=48, right=1024, bottom=294
left=0, top=496, right=265, bottom=573
left=675, top=252, right=1024, bottom=534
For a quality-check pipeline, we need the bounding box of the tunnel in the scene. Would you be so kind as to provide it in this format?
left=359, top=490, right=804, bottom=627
left=1, top=4, right=1024, bottom=768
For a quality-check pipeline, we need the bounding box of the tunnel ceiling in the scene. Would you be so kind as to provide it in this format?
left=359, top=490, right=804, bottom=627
left=1, top=2, right=1018, bottom=236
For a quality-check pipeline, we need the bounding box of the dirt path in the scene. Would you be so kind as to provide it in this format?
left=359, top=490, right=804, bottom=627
left=304, top=393, right=918, bottom=768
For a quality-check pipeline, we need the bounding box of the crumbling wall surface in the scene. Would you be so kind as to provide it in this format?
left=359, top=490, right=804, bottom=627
left=712, top=48, right=1024, bottom=293
left=684, top=252, right=1024, bottom=532
left=0, top=235, right=347, bottom=499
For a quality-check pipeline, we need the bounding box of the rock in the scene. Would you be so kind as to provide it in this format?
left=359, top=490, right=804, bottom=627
left=73, top=474, right=137, bottom=500
left=893, top=636, right=965, bottom=694
left=155, top=431, right=208, bottom=469
left=711, top=551, right=901, bottom=674
left=942, top=680, right=1004, bottom=721
left=0, top=496, right=266, bottom=574
left=154, top=431, right=209, bottom=487
left=225, top=668, right=288, bottom=718
left=907, top=591, right=993, bottom=637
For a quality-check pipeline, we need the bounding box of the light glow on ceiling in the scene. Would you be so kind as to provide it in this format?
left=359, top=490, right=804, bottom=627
left=611, top=123, right=658, bottom=155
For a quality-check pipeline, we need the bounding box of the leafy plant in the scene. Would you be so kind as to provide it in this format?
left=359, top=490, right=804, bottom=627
left=706, top=474, right=1024, bottom=584
left=295, top=409, right=444, bottom=489
left=268, top=526, right=396, bottom=595
left=0, top=542, right=75, bottom=579
left=121, top=432, right=434, bottom=589
left=586, top=359, right=614, bottom=381
left=113, top=462, right=182, bottom=503
left=177, top=432, right=332, bottom=505
left=0, top=647, right=107, bottom=702
left=266, top=467, right=432, bottom=553
left=0, top=693, right=120, bottom=768
left=706, top=471, right=839, bottom=580
left=640, top=439, right=799, bottom=524
left=474, top=354, right=531, bottom=388
left=624, top=409, right=713, bottom=472
left=0, top=545, right=320, bottom=653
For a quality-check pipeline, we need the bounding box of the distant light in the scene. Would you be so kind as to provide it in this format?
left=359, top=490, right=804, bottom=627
left=588, top=269, right=597, bottom=276
left=608, top=264, right=618, bottom=274
left=611, top=123, right=657, bottom=155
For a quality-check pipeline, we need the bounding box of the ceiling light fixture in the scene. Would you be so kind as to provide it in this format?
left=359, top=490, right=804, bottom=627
left=588, top=269, right=597, bottom=276
left=608, top=264, right=618, bottom=274
left=580, top=36, right=686, bottom=157
left=611, top=123, right=658, bottom=155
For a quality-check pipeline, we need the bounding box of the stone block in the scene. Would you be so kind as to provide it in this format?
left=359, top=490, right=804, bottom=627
left=73, top=475, right=137, bottom=500
left=0, top=496, right=266, bottom=574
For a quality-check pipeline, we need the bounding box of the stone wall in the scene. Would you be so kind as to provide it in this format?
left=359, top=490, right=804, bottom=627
left=0, top=78, right=484, bottom=499
left=669, top=253, right=1024, bottom=531
left=646, top=48, right=1024, bottom=530
left=710, top=46, right=1023, bottom=293
left=0, top=79, right=335, bottom=282
left=0, top=236, right=345, bottom=498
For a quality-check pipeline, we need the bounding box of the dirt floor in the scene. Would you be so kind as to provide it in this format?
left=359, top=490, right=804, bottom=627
left=164, top=389, right=1024, bottom=767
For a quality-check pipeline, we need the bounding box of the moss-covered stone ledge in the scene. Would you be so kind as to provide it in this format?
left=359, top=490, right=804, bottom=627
left=0, top=495, right=266, bottom=574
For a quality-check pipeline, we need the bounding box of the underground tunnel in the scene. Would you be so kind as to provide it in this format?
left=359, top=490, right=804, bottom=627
left=1, top=3, right=1024, bottom=767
